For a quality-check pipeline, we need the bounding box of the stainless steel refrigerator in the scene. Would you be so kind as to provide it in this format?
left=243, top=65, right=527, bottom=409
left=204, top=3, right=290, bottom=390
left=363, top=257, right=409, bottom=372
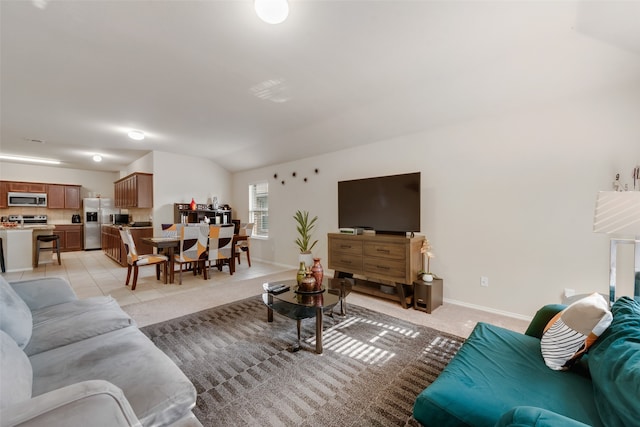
left=83, top=198, right=116, bottom=250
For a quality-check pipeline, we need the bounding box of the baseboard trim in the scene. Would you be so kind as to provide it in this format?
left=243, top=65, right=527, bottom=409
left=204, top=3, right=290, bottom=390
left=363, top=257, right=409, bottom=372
left=444, top=298, right=533, bottom=322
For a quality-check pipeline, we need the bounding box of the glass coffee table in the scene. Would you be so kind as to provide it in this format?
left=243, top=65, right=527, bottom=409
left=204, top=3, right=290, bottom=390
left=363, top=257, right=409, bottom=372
left=262, top=279, right=344, bottom=354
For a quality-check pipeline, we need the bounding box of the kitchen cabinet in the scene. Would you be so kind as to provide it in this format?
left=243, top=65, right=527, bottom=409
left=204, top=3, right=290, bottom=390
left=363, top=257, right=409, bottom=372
left=7, top=181, right=47, bottom=193
left=114, top=173, right=153, bottom=208
left=52, top=225, right=83, bottom=251
left=47, top=184, right=81, bottom=209
left=0, top=181, right=7, bottom=208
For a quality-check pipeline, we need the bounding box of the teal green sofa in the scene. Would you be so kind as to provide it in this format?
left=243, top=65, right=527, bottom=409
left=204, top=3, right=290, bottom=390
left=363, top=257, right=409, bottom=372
left=413, top=296, right=640, bottom=427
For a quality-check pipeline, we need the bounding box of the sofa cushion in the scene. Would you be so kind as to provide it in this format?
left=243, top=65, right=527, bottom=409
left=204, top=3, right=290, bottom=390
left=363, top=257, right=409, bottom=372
left=0, top=275, right=33, bottom=349
left=23, top=296, right=135, bottom=356
left=540, top=292, right=612, bottom=370
left=0, top=330, right=33, bottom=409
left=30, top=326, right=196, bottom=427
left=496, top=406, right=593, bottom=427
left=588, top=296, right=640, bottom=427
left=413, top=322, right=603, bottom=427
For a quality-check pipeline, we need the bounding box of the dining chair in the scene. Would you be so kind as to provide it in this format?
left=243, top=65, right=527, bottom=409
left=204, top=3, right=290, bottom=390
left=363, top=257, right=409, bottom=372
left=204, top=224, right=235, bottom=278
left=119, top=227, right=168, bottom=290
left=161, top=223, right=178, bottom=238
left=235, top=222, right=255, bottom=267
left=174, top=224, right=208, bottom=285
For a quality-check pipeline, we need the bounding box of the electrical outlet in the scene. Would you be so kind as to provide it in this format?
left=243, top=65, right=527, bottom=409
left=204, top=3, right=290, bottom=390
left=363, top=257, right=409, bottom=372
left=480, top=276, right=489, bottom=287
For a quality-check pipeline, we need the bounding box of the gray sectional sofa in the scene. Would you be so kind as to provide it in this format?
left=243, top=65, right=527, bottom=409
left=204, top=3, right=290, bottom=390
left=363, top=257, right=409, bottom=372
left=0, top=275, right=201, bottom=427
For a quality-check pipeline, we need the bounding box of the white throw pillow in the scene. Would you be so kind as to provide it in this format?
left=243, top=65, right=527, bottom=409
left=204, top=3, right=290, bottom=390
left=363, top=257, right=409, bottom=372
left=540, top=292, right=612, bottom=370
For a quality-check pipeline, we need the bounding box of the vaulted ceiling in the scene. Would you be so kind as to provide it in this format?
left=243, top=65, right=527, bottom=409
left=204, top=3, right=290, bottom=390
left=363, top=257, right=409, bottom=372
left=2, top=1, right=639, bottom=172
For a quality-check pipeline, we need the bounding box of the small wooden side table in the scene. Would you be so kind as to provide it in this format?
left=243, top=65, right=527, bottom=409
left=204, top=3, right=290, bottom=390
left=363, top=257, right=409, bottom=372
left=413, top=278, right=443, bottom=314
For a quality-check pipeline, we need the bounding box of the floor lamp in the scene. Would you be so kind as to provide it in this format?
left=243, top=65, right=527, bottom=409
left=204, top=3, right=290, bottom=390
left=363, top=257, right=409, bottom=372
left=593, top=191, right=640, bottom=304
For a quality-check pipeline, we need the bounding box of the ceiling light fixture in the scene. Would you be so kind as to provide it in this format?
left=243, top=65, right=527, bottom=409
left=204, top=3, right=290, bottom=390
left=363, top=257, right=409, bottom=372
left=93, top=154, right=103, bottom=162
left=128, top=130, right=145, bottom=141
left=255, top=0, right=289, bottom=24
left=0, top=154, right=61, bottom=165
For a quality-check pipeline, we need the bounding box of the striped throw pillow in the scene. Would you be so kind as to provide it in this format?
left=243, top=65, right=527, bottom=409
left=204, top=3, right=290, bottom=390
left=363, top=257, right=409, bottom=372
left=540, top=292, right=612, bottom=371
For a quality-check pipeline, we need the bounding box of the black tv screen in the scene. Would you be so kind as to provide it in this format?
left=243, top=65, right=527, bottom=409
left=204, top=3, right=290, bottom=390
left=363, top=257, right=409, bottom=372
left=338, top=172, right=421, bottom=234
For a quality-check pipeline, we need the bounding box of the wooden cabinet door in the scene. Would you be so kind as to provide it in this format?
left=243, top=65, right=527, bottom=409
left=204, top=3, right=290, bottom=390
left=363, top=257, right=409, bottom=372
left=135, top=174, right=153, bottom=208
left=0, top=181, right=7, bottom=208
left=52, top=229, right=66, bottom=250
left=47, top=184, right=66, bottom=209
left=64, top=227, right=83, bottom=250
left=8, top=182, right=47, bottom=192
left=64, top=186, right=81, bottom=209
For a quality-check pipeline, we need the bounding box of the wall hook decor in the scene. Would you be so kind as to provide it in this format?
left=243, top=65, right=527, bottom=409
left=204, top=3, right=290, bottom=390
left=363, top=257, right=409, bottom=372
left=292, top=172, right=297, bottom=177
left=273, top=173, right=278, bottom=179
left=314, top=168, right=319, bottom=174
left=304, top=177, right=308, bottom=182
left=281, top=180, right=285, bottom=185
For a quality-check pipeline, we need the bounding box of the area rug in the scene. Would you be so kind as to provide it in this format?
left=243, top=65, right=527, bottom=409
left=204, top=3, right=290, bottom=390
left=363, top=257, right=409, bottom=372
left=141, top=295, right=464, bottom=426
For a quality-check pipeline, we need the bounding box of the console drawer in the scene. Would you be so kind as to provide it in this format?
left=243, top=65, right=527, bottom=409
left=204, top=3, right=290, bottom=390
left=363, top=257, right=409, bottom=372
left=363, top=258, right=406, bottom=280
left=364, top=242, right=405, bottom=260
left=330, top=253, right=364, bottom=274
left=330, top=238, right=363, bottom=256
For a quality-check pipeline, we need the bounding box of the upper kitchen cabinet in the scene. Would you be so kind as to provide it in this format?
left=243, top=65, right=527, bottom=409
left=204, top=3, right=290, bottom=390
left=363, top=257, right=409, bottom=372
left=0, top=181, right=7, bottom=208
left=114, top=172, right=153, bottom=208
left=47, top=184, right=81, bottom=209
left=7, top=181, right=47, bottom=193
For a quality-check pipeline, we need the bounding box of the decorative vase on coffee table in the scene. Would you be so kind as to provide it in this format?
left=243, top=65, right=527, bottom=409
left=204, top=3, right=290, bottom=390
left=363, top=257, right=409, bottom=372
left=299, top=269, right=317, bottom=292
left=311, top=258, right=324, bottom=287
left=296, top=262, right=306, bottom=285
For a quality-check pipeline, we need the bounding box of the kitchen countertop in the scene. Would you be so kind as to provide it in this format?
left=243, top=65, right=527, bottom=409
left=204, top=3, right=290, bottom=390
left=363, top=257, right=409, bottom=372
left=0, top=225, right=55, bottom=231
left=102, top=224, right=153, bottom=229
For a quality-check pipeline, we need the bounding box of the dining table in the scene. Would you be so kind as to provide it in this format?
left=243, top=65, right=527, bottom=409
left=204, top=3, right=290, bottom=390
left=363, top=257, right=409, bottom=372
left=142, top=233, right=248, bottom=284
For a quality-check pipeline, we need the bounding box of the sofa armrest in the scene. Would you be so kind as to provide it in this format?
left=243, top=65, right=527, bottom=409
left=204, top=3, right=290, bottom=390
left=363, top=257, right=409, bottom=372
left=524, top=304, right=566, bottom=339
left=9, top=277, right=78, bottom=310
left=495, top=406, right=592, bottom=427
left=0, top=380, right=142, bottom=427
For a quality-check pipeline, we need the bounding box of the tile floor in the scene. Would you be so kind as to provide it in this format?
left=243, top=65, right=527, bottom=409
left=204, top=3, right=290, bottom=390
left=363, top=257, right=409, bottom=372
left=4, top=250, right=530, bottom=338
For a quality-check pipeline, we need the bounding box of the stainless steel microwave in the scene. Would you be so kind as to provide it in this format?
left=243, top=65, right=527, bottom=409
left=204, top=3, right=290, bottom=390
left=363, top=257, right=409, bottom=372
left=7, top=192, right=47, bottom=207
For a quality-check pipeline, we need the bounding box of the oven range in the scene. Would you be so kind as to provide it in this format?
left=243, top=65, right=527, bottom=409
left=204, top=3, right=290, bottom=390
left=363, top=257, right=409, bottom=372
left=7, top=215, right=48, bottom=225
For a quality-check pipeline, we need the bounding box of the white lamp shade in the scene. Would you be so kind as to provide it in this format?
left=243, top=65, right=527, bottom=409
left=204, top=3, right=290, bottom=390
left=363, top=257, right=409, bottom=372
left=255, top=0, right=289, bottom=24
left=593, top=191, right=640, bottom=236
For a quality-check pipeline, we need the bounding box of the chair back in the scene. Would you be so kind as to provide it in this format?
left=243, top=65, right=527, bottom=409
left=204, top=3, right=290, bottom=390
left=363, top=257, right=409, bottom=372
left=176, top=224, right=207, bottom=262
left=161, top=223, right=178, bottom=238
left=118, top=227, right=139, bottom=264
left=207, top=224, right=235, bottom=261
left=239, top=223, right=255, bottom=237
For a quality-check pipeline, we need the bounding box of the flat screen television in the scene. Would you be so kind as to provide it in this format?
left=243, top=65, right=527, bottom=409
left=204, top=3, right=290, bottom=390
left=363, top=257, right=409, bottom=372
left=338, top=172, right=420, bottom=234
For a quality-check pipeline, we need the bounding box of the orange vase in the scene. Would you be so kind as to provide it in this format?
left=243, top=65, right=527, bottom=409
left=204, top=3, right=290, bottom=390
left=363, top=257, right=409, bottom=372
left=311, top=258, right=324, bottom=289
left=190, top=198, right=196, bottom=210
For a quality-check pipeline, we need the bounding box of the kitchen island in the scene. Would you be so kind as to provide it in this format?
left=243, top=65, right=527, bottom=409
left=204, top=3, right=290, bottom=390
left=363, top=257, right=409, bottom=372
left=0, top=225, right=55, bottom=272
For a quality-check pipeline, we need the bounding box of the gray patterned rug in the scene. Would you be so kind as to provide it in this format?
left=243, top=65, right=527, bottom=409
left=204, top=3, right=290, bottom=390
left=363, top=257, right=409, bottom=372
left=141, top=295, right=464, bottom=426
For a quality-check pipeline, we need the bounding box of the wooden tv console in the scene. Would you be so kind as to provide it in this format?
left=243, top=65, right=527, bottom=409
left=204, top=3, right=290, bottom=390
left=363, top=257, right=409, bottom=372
left=327, top=232, right=425, bottom=308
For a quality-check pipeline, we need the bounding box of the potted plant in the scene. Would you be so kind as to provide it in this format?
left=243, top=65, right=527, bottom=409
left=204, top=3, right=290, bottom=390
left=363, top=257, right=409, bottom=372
left=294, top=210, right=318, bottom=267
left=419, top=239, right=435, bottom=282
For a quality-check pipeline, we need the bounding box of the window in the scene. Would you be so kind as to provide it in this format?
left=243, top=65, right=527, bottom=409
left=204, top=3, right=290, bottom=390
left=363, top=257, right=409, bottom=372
left=249, top=182, right=268, bottom=238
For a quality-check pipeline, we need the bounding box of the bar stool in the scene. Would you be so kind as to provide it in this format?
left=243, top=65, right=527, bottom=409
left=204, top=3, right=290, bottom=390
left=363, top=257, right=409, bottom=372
left=36, top=234, right=61, bottom=267
left=0, top=237, right=5, bottom=273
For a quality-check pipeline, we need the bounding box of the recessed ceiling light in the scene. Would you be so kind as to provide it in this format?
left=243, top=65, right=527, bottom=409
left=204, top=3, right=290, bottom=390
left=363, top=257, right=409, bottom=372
left=93, top=154, right=103, bottom=162
left=128, top=130, right=145, bottom=141
left=255, top=0, right=289, bottom=24
left=0, top=154, right=61, bottom=165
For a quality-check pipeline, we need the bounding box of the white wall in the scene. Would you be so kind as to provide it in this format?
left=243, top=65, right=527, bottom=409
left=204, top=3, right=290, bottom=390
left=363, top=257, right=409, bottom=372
left=0, top=161, right=118, bottom=198
left=150, top=151, right=231, bottom=232
left=232, top=84, right=640, bottom=318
